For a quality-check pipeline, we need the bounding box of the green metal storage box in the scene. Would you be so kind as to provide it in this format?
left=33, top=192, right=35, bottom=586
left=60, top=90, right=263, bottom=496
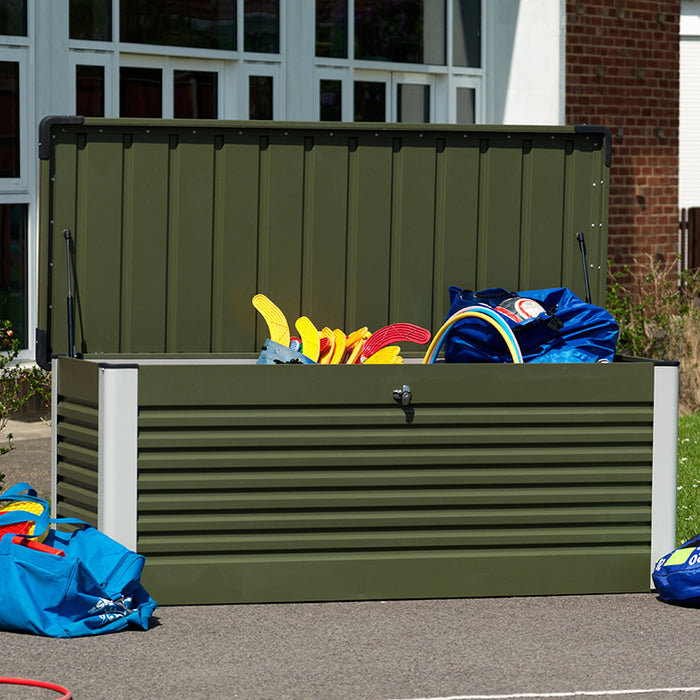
left=37, top=117, right=678, bottom=605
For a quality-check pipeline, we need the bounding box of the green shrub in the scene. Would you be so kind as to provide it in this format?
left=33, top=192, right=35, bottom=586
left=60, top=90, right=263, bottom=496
left=0, top=321, right=51, bottom=476
left=607, top=255, right=700, bottom=414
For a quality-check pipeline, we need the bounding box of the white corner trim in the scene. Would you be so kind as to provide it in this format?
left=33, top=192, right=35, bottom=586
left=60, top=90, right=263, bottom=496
left=98, top=365, right=138, bottom=550
left=651, top=365, right=679, bottom=579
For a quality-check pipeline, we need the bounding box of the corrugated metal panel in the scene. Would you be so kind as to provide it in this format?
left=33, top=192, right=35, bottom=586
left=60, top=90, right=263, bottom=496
left=136, top=362, right=653, bottom=604
left=55, top=359, right=99, bottom=525
left=38, top=120, right=610, bottom=363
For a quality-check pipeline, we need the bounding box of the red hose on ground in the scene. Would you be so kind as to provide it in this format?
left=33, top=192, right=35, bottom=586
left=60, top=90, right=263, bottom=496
left=0, top=677, right=72, bottom=698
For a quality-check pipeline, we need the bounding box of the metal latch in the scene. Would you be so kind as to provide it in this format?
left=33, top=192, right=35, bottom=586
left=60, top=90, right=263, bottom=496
left=393, top=384, right=412, bottom=406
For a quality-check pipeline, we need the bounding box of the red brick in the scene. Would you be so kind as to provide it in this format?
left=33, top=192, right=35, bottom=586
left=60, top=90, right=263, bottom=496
left=566, top=0, right=681, bottom=268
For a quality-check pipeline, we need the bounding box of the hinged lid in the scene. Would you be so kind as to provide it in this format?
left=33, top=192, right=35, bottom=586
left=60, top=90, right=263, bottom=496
left=36, top=117, right=610, bottom=366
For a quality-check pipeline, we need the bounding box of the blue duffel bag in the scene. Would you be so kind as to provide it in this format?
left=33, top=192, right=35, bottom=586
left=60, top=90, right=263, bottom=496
left=0, top=482, right=157, bottom=637
left=443, top=286, right=619, bottom=364
left=653, top=535, right=700, bottom=604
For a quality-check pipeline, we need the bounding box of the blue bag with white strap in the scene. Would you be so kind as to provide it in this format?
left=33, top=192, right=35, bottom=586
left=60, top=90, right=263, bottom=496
left=0, top=483, right=157, bottom=637
left=443, top=286, right=619, bottom=364
left=653, top=535, right=700, bottom=604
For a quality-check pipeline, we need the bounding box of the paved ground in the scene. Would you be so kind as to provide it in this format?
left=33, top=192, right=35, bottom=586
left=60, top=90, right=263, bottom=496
left=2, top=593, right=700, bottom=699
left=2, top=421, right=700, bottom=700
left=0, top=418, right=51, bottom=501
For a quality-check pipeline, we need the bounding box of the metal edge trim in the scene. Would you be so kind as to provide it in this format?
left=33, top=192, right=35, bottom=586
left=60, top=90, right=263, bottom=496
left=38, top=115, right=84, bottom=160
left=574, top=124, right=612, bottom=167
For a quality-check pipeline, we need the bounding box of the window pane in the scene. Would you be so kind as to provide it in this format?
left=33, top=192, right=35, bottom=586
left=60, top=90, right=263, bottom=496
left=397, top=83, right=430, bottom=123
left=355, top=0, right=445, bottom=65
left=320, top=79, right=342, bottom=121
left=76, top=65, right=105, bottom=116
left=456, top=86, right=475, bottom=123
left=70, top=0, right=112, bottom=41
left=316, top=0, right=347, bottom=59
left=0, top=204, right=28, bottom=346
left=174, top=70, right=218, bottom=119
left=0, top=62, right=20, bottom=178
left=120, top=0, right=236, bottom=50
left=244, top=0, right=279, bottom=53
left=120, top=67, right=162, bottom=118
left=353, top=80, right=385, bottom=122
left=0, top=0, right=26, bottom=36
left=249, top=76, right=273, bottom=120
left=453, top=0, right=480, bottom=68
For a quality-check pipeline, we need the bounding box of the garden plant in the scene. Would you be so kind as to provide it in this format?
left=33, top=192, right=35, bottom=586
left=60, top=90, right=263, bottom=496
left=0, top=321, right=51, bottom=486
left=608, top=255, right=700, bottom=544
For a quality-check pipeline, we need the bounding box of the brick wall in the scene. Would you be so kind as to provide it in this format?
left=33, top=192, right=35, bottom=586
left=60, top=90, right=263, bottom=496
left=566, top=1, right=680, bottom=271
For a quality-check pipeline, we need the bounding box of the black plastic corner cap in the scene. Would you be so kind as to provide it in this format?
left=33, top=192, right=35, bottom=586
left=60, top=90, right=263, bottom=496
left=38, top=115, right=84, bottom=160
left=574, top=125, right=612, bottom=168
left=35, top=327, right=51, bottom=370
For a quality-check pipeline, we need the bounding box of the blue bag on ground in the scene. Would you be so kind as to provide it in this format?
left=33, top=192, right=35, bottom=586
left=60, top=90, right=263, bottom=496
left=443, top=286, right=619, bottom=363
left=0, top=483, right=157, bottom=637
left=653, top=535, right=700, bottom=604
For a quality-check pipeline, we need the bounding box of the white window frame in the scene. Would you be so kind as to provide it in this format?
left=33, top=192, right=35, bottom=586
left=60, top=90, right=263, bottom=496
left=391, top=71, right=436, bottom=123
left=69, top=51, right=117, bottom=117
left=169, top=56, right=225, bottom=119
left=449, top=73, right=483, bottom=124
left=240, top=61, right=282, bottom=120
left=352, top=69, right=390, bottom=121
left=0, top=46, right=29, bottom=192
left=118, top=54, right=225, bottom=119
left=313, top=0, right=485, bottom=124
left=316, top=66, right=350, bottom=121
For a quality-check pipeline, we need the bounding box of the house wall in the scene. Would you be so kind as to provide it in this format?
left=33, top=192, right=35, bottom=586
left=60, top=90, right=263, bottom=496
left=565, top=0, right=680, bottom=271
left=488, top=0, right=565, bottom=125
left=680, top=1, right=700, bottom=210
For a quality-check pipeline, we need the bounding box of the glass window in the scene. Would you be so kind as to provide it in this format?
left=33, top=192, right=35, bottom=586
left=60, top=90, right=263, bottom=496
left=174, top=70, right=218, bottom=119
left=0, top=62, right=20, bottom=178
left=453, top=0, right=480, bottom=68
left=355, top=0, right=445, bottom=65
left=120, top=0, right=236, bottom=51
left=76, top=65, right=105, bottom=116
left=316, top=0, right=347, bottom=59
left=397, top=83, right=430, bottom=123
left=249, top=75, right=273, bottom=119
left=0, top=203, right=28, bottom=346
left=354, top=80, right=385, bottom=122
left=244, top=0, right=279, bottom=53
left=0, top=0, right=26, bottom=37
left=120, top=67, right=162, bottom=118
left=320, top=79, right=342, bottom=121
left=456, top=86, right=475, bottom=123
left=70, top=0, right=112, bottom=41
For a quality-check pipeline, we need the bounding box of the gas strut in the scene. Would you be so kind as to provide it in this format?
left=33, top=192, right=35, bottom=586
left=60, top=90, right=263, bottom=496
left=64, top=229, right=76, bottom=358
left=576, top=231, right=592, bottom=304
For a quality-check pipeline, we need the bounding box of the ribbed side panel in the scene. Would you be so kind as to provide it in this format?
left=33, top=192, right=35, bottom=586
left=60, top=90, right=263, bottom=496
left=55, top=398, right=98, bottom=525
left=137, top=395, right=653, bottom=603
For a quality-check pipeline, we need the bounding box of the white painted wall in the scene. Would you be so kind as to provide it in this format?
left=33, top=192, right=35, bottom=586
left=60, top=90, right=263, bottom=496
left=680, top=0, right=700, bottom=209
left=487, top=0, right=565, bottom=125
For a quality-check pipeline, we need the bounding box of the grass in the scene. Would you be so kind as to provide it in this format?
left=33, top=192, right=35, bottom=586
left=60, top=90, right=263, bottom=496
left=676, top=411, right=700, bottom=545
